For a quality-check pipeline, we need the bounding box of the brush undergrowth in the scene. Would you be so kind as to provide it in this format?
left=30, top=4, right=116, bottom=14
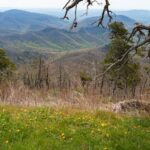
left=0, top=106, right=149, bottom=150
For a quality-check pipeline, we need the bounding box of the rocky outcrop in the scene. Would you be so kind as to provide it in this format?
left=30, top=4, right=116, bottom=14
left=113, top=100, right=150, bottom=113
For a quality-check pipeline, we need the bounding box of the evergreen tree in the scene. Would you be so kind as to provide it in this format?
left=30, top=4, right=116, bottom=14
left=104, top=22, right=140, bottom=97
left=0, top=48, right=15, bottom=80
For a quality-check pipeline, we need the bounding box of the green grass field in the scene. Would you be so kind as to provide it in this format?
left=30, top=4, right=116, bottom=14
left=0, top=106, right=149, bottom=150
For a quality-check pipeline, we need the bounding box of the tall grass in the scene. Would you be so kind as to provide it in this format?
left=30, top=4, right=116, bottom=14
left=0, top=81, right=149, bottom=111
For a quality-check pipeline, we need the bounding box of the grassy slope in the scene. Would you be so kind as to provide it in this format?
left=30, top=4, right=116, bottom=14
left=0, top=106, right=149, bottom=150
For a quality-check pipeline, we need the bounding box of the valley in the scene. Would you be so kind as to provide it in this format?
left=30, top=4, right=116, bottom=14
left=0, top=9, right=136, bottom=62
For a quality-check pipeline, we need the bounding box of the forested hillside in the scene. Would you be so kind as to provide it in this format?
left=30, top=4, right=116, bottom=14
left=0, top=9, right=136, bottom=62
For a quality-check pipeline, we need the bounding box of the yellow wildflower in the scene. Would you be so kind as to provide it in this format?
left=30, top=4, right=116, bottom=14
left=91, top=130, right=94, bottom=134
left=101, top=123, right=107, bottom=127
left=5, top=140, right=9, bottom=144
left=61, top=133, right=65, bottom=139
left=124, top=131, right=128, bottom=135
left=16, top=129, right=20, bottom=132
left=106, top=133, right=110, bottom=137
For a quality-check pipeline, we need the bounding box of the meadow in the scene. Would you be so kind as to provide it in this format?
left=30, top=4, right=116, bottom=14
left=0, top=106, right=149, bottom=150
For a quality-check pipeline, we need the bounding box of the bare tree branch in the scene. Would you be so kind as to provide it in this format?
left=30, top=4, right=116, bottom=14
left=128, top=24, right=150, bottom=41
left=95, top=36, right=150, bottom=79
left=63, top=0, right=150, bottom=78
left=62, top=0, right=83, bottom=20
left=63, top=0, right=112, bottom=28
left=95, top=0, right=112, bottom=27
left=70, top=4, right=78, bottom=29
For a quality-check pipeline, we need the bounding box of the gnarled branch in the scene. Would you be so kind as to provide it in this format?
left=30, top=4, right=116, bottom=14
left=63, top=0, right=150, bottom=78
left=63, top=0, right=112, bottom=28
left=95, top=36, right=150, bottom=79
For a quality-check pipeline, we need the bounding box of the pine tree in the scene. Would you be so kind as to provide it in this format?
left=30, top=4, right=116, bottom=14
left=104, top=22, right=140, bottom=97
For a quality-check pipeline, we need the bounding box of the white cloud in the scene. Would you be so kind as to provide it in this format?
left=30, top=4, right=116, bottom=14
left=0, top=0, right=150, bottom=10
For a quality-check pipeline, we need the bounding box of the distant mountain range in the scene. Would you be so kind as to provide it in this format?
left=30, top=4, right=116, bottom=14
left=0, top=9, right=138, bottom=62
left=0, top=9, right=68, bottom=35
left=23, top=9, right=150, bottom=24
left=78, top=15, right=135, bottom=29
left=116, top=10, right=150, bottom=24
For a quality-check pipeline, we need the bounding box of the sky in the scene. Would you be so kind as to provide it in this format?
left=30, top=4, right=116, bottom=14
left=0, top=0, right=150, bottom=10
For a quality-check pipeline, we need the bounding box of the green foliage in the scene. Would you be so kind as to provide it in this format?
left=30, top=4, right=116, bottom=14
left=105, top=22, right=131, bottom=64
left=104, top=22, right=141, bottom=90
left=109, top=22, right=128, bottom=39
left=80, top=71, right=92, bottom=82
left=80, top=71, right=92, bottom=87
left=0, top=48, right=15, bottom=80
left=124, top=62, right=140, bottom=84
left=0, top=106, right=149, bottom=150
left=104, top=38, right=130, bottom=63
left=144, top=66, right=150, bottom=75
left=0, top=48, right=15, bottom=71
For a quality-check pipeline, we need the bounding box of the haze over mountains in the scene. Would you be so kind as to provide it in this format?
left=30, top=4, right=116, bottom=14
left=116, top=10, right=150, bottom=24
left=25, top=9, right=150, bottom=24
left=0, top=9, right=148, bottom=62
